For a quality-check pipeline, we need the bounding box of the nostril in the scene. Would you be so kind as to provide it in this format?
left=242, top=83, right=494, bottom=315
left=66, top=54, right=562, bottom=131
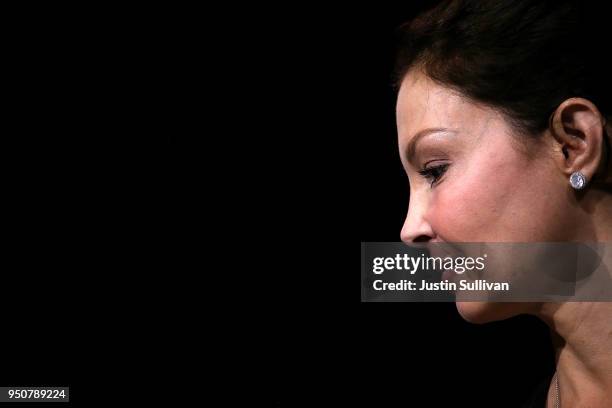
left=413, top=235, right=432, bottom=243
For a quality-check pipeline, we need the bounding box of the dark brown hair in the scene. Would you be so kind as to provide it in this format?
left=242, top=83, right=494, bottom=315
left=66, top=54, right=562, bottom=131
left=395, top=0, right=611, bottom=135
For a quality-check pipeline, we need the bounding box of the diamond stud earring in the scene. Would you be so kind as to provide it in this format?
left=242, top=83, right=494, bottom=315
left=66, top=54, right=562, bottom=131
left=569, top=171, right=586, bottom=190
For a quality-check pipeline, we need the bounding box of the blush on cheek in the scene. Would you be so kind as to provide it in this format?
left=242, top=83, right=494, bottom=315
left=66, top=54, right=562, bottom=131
left=428, top=177, right=498, bottom=241
left=429, top=142, right=540, bottom=242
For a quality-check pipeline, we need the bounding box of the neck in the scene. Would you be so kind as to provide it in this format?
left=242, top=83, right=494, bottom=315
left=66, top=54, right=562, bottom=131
left=537, top=302, right=612, bottom=407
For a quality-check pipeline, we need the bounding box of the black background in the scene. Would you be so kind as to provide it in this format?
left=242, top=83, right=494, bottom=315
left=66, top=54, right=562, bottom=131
left=0, top=4, right=156, bottom=406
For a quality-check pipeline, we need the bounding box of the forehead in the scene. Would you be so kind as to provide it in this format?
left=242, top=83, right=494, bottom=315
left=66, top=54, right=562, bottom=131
left=396, top=71, right=493, bottom=141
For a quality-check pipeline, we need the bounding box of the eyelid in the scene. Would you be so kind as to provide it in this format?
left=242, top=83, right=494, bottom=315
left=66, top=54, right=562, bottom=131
left=423, top=158, right=448, bottom=167
left=418, top=162, right=450, bottom=187
left=420, top=158, right=450, bottom=172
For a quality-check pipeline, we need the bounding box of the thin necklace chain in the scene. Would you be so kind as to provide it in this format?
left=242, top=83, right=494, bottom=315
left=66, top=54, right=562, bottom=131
left=554, top=371, right=560, bottom=408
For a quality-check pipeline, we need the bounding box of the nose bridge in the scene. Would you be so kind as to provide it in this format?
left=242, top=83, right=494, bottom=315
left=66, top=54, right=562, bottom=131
left=401, top=192, right=434, bottom=242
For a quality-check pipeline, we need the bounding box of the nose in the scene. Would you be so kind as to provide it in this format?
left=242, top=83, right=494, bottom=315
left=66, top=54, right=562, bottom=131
left=400, top=198, right=435, bottom=243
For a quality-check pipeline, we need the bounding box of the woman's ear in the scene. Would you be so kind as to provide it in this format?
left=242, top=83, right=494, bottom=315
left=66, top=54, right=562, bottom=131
left=549, top=98, right=606, bottom=184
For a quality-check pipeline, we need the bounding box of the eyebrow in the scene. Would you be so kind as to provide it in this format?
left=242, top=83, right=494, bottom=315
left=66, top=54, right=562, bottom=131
left=404, top=127, right=456, bottom=163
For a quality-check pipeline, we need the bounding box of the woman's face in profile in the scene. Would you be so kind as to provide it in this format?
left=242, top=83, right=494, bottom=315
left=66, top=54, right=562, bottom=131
left=396, top=70, right=589, bottom=321
left=397, top=70, right=586, bottom=244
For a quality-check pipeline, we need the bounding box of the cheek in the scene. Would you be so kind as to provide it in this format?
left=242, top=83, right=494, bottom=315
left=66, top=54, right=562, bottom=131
left=428, top=180, right=492, bottom=241
left=427, top=161, right=516, bottom=241
left=427, top=150, right=567, bottom=241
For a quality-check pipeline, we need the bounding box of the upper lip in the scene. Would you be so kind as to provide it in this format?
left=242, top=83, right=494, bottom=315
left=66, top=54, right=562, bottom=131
left=428, top=241, right=465, bottom=259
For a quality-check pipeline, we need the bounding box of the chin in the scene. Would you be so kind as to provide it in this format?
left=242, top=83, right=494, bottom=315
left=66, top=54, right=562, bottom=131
left=456, top=301, right=525, bottom=324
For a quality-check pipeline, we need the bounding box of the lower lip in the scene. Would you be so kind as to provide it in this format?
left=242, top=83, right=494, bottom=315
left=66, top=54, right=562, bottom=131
left=441, top=269, right=454, bottom=281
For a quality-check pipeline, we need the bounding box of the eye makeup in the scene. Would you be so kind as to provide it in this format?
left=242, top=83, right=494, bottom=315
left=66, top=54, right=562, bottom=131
left=418, top=162, right=450, bottom=187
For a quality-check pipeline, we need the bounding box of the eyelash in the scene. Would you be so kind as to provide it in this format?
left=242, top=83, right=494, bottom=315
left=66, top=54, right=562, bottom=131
left=418, top=163, right=449, bottom=187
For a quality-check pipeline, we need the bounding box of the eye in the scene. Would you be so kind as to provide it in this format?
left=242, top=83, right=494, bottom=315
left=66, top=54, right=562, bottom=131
left=418, top=163, right=449, bottom=187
